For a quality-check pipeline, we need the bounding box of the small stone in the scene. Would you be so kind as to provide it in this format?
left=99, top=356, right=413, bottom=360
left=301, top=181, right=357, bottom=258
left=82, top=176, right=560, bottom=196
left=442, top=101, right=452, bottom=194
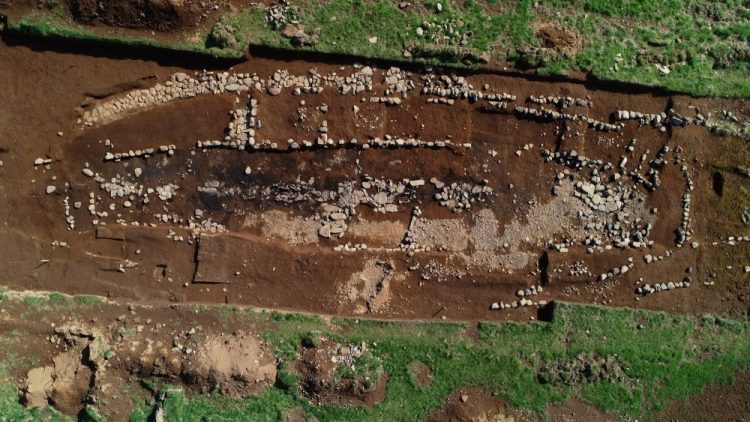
left=82, top=168, right=94, bottom=177
left=46, top=185, right=56, bottom=194
left=267, top=86, right=282, bottom=96
left=245, top=166, right=252, bottom=175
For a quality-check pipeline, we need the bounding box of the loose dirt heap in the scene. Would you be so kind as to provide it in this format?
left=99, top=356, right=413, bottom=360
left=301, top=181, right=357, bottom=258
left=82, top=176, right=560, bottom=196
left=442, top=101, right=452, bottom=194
left=21, top=318, right=276, bottom=416
left=297, top=338, right=386, bottom=406
left=428, top=387, right=514, bottom=422
left=22, top=325, right=108, bottom=414
left=536, top=352, right=627, bottom=386
left=183, top=331, right=277, bottom=397
left=66, top=0, right=220, bottom=31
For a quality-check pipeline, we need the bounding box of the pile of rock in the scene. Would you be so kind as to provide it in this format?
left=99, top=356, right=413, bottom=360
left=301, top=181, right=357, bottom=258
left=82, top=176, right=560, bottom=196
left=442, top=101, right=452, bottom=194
left=318, top=203, right=350, bottom=238
left=597, top=262, right=632, bottom=282
left=369, top=96, right=402, bottom=105
left=433, top=180, right=493, bottom=212
left=643, top=250, right=673, bottom=263
left=104, top=145, right=175, bottom=162
left=335, top=66, right=374, bottom=95
left=528, top=95, right=592, bottom=108
left=516, top=284, right=543, bottom=297
left=536, top=353, right=626, bottom=386
left=383, top=67, right=415, bottom=97
left=421, top=74, right=515, bottom=103
left=226, top=97, right=259, bottom=147
left=636, top=279, right=691, bottom=295
left=514, top=106, right=622, bottom=132
left=490, top=298, right=548, bottom=310
left=266, top=3, right=298, bottom=31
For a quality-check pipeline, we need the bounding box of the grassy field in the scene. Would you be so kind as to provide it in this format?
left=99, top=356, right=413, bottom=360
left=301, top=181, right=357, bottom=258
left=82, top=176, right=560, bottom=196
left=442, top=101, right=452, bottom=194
left=3, top=0, right=748, bottom=97
left=0, top=299, right=749, bottom=420
left=130, top=303, right=750, bottom=420
left=114, top=302, right=750, bottom=421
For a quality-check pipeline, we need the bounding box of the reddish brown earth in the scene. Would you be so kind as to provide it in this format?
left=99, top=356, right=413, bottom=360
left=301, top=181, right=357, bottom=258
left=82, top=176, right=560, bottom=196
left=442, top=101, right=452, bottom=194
left=658, top=369, right=750, bottom=421
left=0, top=33, right=749, bottom=324
left=428, top=387, right=512, bottom=422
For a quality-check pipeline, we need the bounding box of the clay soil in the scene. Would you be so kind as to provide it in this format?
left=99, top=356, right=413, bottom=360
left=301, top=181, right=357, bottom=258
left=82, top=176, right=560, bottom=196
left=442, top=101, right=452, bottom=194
left=0, top=0, right=749, bottom=409
left=1, top=33, right=749, bottom=324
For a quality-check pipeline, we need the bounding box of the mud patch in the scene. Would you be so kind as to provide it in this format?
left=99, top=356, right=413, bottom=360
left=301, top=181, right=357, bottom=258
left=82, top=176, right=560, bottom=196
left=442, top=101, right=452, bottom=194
left=244, top=210, right=320, bottom=245
left=428, top=387, right=513, bottom=422
left=339, top=259, right=394, bottom=314
left=411, top=218, right=470, bottom=251
left=347, top=218, right=407, bottom=247
left=535, top=22, right=582, bottom=58
left=66, top=0, right=214, bottom=31
left=408, top=361, right=434, bottom=389
left=546, top=398, right=618, bottom=422
left=184, top=331, right=277, bottom=397
left=297, top=339, right=386, bottom=407
left=657, top=369, right=750, bottom=422
left=22, top=325, right=109, bottom=414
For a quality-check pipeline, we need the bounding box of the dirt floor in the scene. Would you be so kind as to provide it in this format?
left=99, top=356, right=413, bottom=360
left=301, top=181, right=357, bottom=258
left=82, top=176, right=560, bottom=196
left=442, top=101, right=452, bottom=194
left=1, top=15, right=750, bottom=418
left=658, top=369, right=750, bottom=421
left=1, top=33, right=749, bottom=324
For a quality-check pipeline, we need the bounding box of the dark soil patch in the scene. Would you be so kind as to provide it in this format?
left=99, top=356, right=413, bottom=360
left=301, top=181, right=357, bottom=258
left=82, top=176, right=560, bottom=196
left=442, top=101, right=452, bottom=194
left=658, top=369, right=750, bottom=421
left=535, top=22, right=582, bottom=58
left=427, top=387, right=512, bottom=422
left=409, top=361, right=434, bottom=388
left=546, top=398, right=619, bottom=422
left=297, top=339, right=387, bottom=407
left=66, top=0, right=216, bottom=31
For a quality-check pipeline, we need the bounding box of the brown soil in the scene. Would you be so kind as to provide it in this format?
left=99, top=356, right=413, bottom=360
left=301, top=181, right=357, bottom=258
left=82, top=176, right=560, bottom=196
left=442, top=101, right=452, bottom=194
left=296, top=339, right=387, bottom=407
left=428, top=387, right=513, bottom=422
left=658, top=369, right=750, bottom=421
left=1, top=15, right=750, bottom=417
left=535, top=22, right=582, bottom=58
left=1, top=295, right=281, bottom=419
left=545, top=398, right=620, bottom=422
left=409, top=360, right=434, bottom=388
left=66, top=0, right=212, bottom=31
left=1, top=37, right=748, bottom=323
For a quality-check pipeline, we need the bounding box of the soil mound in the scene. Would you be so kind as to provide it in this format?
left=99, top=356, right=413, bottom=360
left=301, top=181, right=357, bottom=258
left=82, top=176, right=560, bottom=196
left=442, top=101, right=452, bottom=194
left=297, top=338, right=386, bottom=406
left=186, top=331, right=277, bottom=397
left=66, top=0, right=210, bottom=31
left=428, top=387, right=513, bottom=422
left=22, top=325, right=109, bottom=415
left=535, top=23, right=582, bottom=58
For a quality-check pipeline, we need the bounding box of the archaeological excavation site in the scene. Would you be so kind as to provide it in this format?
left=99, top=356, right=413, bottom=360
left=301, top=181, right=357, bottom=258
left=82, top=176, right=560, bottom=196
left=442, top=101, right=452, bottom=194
left=0, top=0, right=749, bottom=420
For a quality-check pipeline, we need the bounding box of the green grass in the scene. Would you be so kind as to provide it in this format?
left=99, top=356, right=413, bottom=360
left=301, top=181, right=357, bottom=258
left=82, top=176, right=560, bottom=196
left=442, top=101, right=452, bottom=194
left=9, top=291, right=105, bottom=310
left=4, top=0, right=749, bottom=96
left=535, top=0, right=750, bottom=96
left=5, top=11, right=248, bottom=59
left=124, top=302, right=750, bottom=421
